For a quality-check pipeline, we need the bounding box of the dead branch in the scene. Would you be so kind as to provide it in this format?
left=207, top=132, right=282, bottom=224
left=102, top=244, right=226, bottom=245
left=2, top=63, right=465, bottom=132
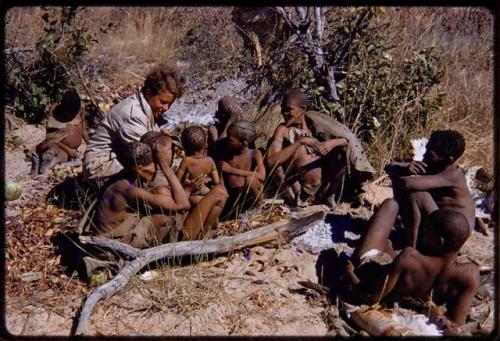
left=76, top=63, right=105, bottom=118
left=75, top=210, right=325, bottom=335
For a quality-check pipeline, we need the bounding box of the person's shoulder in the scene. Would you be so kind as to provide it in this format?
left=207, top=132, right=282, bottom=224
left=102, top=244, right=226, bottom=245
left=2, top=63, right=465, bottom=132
left=107, top=93, right=142, bottom=119
left=438, top=165, right=467, bottom=183
left=395, top=247, right=421, bottom=267
left=273, top=124, right=288, bottom=136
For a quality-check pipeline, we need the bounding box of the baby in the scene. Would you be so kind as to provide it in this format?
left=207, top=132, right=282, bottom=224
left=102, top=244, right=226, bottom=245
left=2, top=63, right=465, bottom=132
left=176, top=126, right=220, bottom=205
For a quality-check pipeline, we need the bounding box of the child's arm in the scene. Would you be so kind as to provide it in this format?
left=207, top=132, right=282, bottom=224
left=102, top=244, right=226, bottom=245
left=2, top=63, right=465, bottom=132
left=209, top=158, right=221, bottom=185
left=385, top=161, right=427, bottom=177
left=393, top=172, right=456, bottom=192
left=56, top=142, right=78, bottom=159
left=176, top=158, right=188, bottom=182
left=218, top=161, right=256, bottom=178
left=252, top=150, right=266, bottom=182
left=208, top=125, right=218, bottom=145
left=446, top=263, right=480, bottom=325
left=155, top=145, right=191, bottom=210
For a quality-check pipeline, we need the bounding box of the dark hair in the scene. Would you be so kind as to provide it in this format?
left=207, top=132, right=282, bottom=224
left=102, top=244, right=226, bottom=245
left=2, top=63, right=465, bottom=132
left=429, top=208, right=470, bottom=253
left=427, top=130, right=465, bottom=162
left=283, top=89, right=308, bottom=109
left=140, top=131, right=169, bottom=149
left=143, top=64, right=184, bottom=99
left=181, top=125, right=207, bottom=155
left=216, top=96, right=242, bottom=121
left=228, top=120, right=256, bottom=144
left=60, top=90, right=81, bottom=119
left=119, top=142, right=153, bottom=172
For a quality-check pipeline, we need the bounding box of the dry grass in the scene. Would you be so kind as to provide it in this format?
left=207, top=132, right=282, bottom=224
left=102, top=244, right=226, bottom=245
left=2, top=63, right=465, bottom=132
left=380, top=7, right=494, bottom=172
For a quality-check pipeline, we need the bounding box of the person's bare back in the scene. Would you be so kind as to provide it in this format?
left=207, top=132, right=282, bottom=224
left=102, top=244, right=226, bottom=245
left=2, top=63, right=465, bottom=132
left=177, top=126, right=220, bottom=204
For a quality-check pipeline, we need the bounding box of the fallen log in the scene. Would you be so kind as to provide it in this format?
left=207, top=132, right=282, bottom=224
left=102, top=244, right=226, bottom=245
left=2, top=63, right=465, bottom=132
left=74, top=210, right=325, bottom=335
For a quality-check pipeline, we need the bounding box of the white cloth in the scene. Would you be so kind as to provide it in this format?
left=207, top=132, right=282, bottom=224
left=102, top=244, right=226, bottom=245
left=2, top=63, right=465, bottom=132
left=83, top=91, right=159, bottom=180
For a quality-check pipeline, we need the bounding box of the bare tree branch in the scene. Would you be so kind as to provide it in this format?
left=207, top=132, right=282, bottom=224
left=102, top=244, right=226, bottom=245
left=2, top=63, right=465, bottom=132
left=74, top=210, right=326, bottom=335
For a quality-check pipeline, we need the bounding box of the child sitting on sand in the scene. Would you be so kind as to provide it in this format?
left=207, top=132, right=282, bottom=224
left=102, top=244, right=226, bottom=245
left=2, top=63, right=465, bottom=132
left=217, top=120, right=265, bottom=213
left=94, top=142, right=190, bottom=247
left=31, top=90, right=88, bottom=175
left=385, top=130, right=475, bottom=248
left=345, top=198, right=479, bottom=328
left=176, top=125, right=221, bottom=205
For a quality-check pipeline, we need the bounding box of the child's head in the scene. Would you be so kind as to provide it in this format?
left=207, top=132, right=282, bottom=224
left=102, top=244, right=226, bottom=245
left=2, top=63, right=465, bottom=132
left=181, top=125, right=207, bottom=155
left=140, top=131, right=170, bottom=149
left=227, top=120, right=256, bottom=151
left=215, top=96, right=242, bottom=124
left=120, top=142, right=156, bottom=182
left=423, top=208, right=470, bottom=256
left=423, top=130, right=465, bottom=167
left=60, top=90, right=81, bottom=119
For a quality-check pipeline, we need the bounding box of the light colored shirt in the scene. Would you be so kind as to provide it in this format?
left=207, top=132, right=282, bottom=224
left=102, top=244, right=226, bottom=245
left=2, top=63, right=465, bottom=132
left=83, top=91, right=159, bottom=180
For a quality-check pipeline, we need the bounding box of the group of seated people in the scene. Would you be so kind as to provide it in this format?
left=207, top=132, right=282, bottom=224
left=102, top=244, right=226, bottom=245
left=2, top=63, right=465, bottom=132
left=32, top=64, right=480, bottom=330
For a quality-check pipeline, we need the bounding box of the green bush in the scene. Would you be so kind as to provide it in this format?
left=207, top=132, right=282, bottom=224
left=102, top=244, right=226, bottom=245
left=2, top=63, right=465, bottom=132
left=249, top=7, right=445, bottom=173
left=6, top=7, right=99, bottom=123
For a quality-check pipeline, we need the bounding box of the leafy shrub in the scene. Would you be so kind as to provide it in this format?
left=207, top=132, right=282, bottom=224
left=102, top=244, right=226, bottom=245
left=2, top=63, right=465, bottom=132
left=5, top=7, right=100, bottom=123
left=248, top=7, right=445, bottom=173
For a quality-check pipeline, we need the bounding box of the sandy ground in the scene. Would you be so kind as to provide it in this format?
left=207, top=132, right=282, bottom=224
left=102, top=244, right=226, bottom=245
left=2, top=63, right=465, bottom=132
left=4, top=118, right=496, bottom=336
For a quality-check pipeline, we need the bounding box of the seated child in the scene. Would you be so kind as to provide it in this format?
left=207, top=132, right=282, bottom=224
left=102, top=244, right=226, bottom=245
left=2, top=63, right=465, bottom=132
left=207, top=96, right=243, bottom=159
left=141, top=130, right=228, bottom=241
left=217, top=120, right=265, bottom=213
left=176, top=126, right=221, bottom=205
left=94, top=142, right=190, bottom=248
left=31, top=90, right=88, bottom=175
left=346, top=199, right=479, bottom=328
left=385, top=130, right=475, bottom=248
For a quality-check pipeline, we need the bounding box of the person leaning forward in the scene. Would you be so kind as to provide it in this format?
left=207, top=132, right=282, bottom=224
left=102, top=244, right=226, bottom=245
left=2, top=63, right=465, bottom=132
left=83, top=64, right=183, bottom=188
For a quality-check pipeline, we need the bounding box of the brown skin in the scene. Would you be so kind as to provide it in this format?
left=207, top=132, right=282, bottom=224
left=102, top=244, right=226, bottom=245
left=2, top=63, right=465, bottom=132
left=95, top=146, right=191, bottom=236
left=348, top=199, right=479, bottom=327
left=33, top=105, right=87, bottom=175
left=265, top=103, right=347, bottom=205
left=385, top=147, right=475, bottom=248
left=176, top=150, right=221, bottom=205
left=146, top=140, right=227, bottom=240
left=207, top=111, right=242, bottom=146
left=218, top=129, right=266, bottom=205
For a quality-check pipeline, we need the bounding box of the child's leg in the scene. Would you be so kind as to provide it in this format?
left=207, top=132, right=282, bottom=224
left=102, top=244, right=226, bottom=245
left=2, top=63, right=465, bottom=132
left=39, top=145, right=68, bottom=174
left=351, top=198, right=400, bottom=266
left=246, top=176, right=264, bottom=206
left=204, top=186, right=228, bottom=231
left=183, top=184, right=228, bottom=241
left=400, top=191, right=438, bottom=248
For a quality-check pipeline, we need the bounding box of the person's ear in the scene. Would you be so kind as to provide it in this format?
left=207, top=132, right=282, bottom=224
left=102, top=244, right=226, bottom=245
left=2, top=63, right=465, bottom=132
left=136, top=165, right=145, bottom=177
left=242, top=141, right=248, bottom=148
